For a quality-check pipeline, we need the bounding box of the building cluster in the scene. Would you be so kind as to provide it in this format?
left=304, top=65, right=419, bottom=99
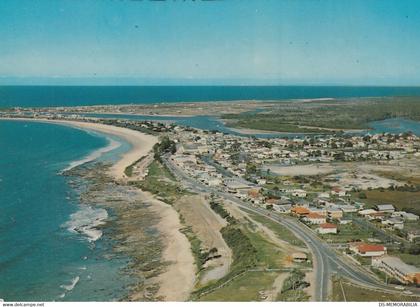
left=166, top=126, right=420, bottom=286
left=358, top=204, right=419, bottom=234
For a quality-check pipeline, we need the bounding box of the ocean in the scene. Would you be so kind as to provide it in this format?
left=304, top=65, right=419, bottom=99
left=2, top=85, right=420, bottom=107
left=0, top=120, right=133, bottom=301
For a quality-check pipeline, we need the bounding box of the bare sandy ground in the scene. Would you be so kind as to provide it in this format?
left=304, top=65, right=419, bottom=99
left=174, top=195, right=232, bottom=285
left=139, top=191, right=195, bottom=301
left=304, top=270, right=316, bottom=300
left=266, top=160, right=409, bottom=190
left=265, top=273, right=289, bottom=301
left=264, top=163, right=335, bottom=176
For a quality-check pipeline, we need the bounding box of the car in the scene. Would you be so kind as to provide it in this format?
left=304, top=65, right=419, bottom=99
left=403, top=290, right=413, bottom=295
left=394, top=285, right=405, bottom=291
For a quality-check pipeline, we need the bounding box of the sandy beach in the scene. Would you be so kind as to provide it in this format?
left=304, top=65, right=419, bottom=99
left=0, top=118, right=158, bottom=180
left=56, top=120, right=158, bottom=180
left=139, top=191, right=196, bottom=301
left=2, top=118, right=196, bottom=301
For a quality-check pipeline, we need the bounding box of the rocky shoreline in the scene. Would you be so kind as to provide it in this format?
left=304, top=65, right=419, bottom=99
left=64, top=163, right=167, bottom=301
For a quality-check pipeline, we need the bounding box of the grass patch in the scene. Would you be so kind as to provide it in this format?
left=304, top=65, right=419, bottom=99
left=245, top=211, right=306, bottom=248
left=317, top=222, right=375, bottom=243
left=124, top=156, right=146, bottom=177
left=391, top=252, right=420, bottom=267
left=179, top=223, right=217, bottom=273
left=222, top=96, right=420, bottom=132
left=194, top=202, right=290, bottom=301
left=191, top=222, right=259, bottom=300
left=277, top=289, right=309, bottom=301
left=277, top=269, right=310, bottom=301
left=332, top=277, right=419, bottom=302
left=352, top=189, right=420, bottom=215
left=133, top=160, right=186, bottom=203
left=198, top=271, right=278, bottom=301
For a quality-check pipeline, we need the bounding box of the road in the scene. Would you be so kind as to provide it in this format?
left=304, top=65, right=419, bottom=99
left=162, top=155, right=420, bottom=301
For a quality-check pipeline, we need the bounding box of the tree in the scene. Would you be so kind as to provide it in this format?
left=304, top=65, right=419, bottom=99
left=358, top=191, right=367, bottom=199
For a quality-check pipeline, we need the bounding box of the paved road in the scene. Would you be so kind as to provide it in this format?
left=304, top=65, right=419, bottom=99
left=162, top=156, right=420, bottom=301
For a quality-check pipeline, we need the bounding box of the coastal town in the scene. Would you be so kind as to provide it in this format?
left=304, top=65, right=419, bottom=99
left=168, top=120, right=420, bottom=288
left=1, top=109, right=419, bottom=302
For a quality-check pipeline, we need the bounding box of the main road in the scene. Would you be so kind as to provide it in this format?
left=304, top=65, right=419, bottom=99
left=162, top=155, right=419, bottom=301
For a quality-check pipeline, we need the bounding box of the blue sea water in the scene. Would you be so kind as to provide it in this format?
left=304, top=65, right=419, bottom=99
left=2, top=85, right=420, bottom=108
left=0, top=120, right=133, bottom=301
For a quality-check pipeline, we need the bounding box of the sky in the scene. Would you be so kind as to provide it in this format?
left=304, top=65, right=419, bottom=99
left=1, top=0, right=420, bottom=86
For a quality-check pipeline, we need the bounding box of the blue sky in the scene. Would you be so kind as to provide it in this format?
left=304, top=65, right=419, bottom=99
left=1, top=0, right=420, bottom=85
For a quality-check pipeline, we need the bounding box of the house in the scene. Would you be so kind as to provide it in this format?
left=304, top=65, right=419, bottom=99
left=407, top=230, right=420, bottom=242
left=291, top=206, right=310, bottom=217
left=288, top=189, right=307, bottom=198
left=358, top=209, right=377, bottom=216
left=304, top=213, right=327, bottom=225
left=401, top=212, right=419, bottom=221
left=179, top=143, right=199, bottom=154
left=248, top=189, right=260, bottom=199
left=224, top=179, right=253, bottom=193
left=308, top=207, right=327, bottom=217
left=327, top=207, right=344, bottom=220
left=331, top=187, right=346, bottom=197
left=273, top=204, right=292, bottom=213
left=317, top=223, right=338, bottom=234
left=318, top=192, right=330, bottom=199
left=339, top=204, right=358, bottom=213
left=256, top=178, right=267, bottom=185
left=382, top=217, right=404, bottom=230
left=367, top=211, right=386, bottom=221
left=292, top=252, right=308, bottom=263
left=372, top=256, right=420, bottom=285
left=207, top=178, right=222, bottom=187
left=349, top=243, right=387, bottom=257
left=375, top=204, right=395, bottom=213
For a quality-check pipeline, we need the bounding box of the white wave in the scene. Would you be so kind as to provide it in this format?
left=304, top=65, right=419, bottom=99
left=60, top=276, right=80, bottom=292
left=61, top=136, right=120, bottom=173
left=64, top=206, right=108, bottom=242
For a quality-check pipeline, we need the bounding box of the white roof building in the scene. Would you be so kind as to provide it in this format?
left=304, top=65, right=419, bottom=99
left=375, top=204, right=395, bottom=213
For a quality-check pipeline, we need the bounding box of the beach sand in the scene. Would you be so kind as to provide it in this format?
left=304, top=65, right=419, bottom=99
left=55, top=120, right=158, bottom=180
left=139, top=191, right=195, bottom=301
left=56, top=120, right=196, bottom=301
left=2, top=118, right=196, bottom=301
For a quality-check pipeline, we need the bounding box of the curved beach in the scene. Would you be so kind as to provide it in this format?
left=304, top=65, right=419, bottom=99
left=1, top=118, right=196, bottom=301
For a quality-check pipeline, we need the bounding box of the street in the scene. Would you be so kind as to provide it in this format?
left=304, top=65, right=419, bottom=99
left=162, top=155, right=420, bottom=301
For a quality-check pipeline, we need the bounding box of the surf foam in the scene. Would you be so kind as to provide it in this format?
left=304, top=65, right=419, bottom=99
left=61, top=136, right=120, bottom=173
left=64, top=206, right=108, bottom=242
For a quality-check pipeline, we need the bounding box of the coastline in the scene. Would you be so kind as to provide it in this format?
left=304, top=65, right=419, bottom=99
left=1, top=117, right=196, bottom=301
left=139, top=191, right=196, bottom=301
